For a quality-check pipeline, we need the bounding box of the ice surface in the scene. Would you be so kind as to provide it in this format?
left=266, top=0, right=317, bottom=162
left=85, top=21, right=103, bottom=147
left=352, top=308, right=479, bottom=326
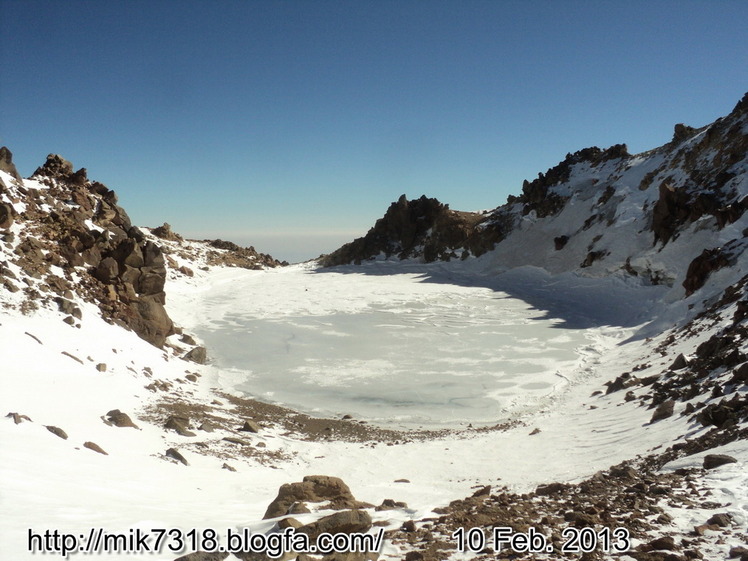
left=186, top=264, right=630, bottom=428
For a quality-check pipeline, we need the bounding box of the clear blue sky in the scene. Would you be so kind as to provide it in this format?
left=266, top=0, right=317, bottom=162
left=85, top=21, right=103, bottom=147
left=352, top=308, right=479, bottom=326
left=1, top=0, right=746, bottom=262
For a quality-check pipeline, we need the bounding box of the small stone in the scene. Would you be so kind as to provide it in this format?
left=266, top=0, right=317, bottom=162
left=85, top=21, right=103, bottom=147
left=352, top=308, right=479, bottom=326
left=183, top=346, right=207, bottom=364
left=46, top=425, right=68, bottom=440
left=650, top=400, right=675, bottom=423
left=165, top=448, right=188, bottom=466
left=106, top=410, right=139, bottom=429
left=96, top=363, right=107, bottom=372
left=83, top=441, right=108, bottom=455
left=221, top=463, right=236, bottom=472
left=239, top=420, right=261, bottom=433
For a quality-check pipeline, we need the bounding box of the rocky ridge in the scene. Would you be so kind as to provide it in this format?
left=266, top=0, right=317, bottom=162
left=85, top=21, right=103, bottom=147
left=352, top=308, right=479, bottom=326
left=322, top=93, right=748, bottom=303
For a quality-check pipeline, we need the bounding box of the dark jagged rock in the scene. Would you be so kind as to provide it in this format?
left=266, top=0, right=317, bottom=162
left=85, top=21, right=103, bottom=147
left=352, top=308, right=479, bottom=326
left=554, top=235, right=569, bottom=250
left=683, top=248, right=730, bottom=296
left=105, top=409, right=139, bottom=429
left=151, top=222, right=182, bottom=241
left=672, top=123, right=698, bottom=144
left=0, top=146, right=22, bottom=181
left=32, top=154, right=74, bottom=180
left=321, top=195, right=499, bottom=266
left=519, top=144, right=630, bottom=218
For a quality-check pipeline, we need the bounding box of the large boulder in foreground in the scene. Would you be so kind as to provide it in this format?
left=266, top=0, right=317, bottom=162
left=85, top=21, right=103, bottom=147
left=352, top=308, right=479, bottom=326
left=264, top=475, right=370, bottom=519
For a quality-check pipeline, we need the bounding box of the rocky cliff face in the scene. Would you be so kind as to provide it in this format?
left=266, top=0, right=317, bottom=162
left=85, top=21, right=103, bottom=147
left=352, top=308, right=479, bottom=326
left=322, top=93, right=748, bottom=304
left=1, top=152, right=174, bottom=346
left=320, top=194, right=503, bottom=266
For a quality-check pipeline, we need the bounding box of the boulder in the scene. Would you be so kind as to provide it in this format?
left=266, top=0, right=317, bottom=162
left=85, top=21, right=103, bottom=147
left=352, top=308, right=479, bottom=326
left=94, top=257, right=119, bottom=284
left=183, top=346, right=207, bottom=364
left=33, top=153, right=74, bottom=179
left=703, top=454, right=737, bottom=470
left=264, top=475, right=361, bottom=519
left=128, top=298, right=174, bottom=347
left=668, top=354, right=688, bottom=371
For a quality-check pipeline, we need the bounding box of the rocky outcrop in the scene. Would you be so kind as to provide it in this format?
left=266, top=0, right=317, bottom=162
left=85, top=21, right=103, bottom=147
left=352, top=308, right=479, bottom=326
left=151, top=222, right=183, bottom=241
left=0, top=146, right=22, bottom=181
left=201, top=239, right=287, bottom=269
left=683, top=248, right=730, bottom=296
left=8, top=154, right=175, bottom=346
left=0, top=201, right=13, bottom=230
left=650, top=96, right=748, bottom=245
left=321, top=195, right=500, bottom=266
left=513, top=144, right=630, bottom=218
left=264, top=475, right=371, bottom=519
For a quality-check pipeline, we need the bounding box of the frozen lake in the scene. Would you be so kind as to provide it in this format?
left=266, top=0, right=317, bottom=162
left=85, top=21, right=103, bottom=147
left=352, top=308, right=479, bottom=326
left=187, top=264, right=596, bottom=428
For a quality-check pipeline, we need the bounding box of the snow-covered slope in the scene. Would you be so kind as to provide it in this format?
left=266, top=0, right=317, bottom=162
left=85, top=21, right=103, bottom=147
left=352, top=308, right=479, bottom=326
left=2, top=94, right=747, bottom=561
